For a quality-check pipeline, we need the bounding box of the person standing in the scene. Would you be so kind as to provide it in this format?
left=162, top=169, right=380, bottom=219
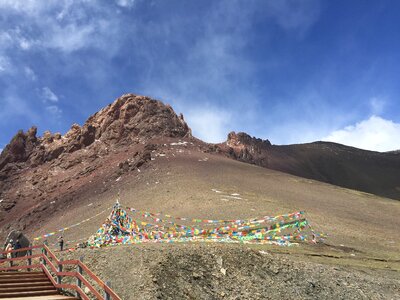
left=5, top=240, right=13, bottom=267
left=58, top=236, right=64, bottom=251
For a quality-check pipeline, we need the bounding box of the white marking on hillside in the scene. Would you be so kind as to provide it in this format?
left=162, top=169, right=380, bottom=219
left=170, top=141, right=188, bottom=146
left=224, top=195, right=242, bottom=200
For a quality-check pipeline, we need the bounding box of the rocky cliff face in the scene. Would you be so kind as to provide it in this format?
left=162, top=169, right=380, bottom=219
left=219, top=132, right=271, bottom=165
left=0, top=94, right=191, bottom=173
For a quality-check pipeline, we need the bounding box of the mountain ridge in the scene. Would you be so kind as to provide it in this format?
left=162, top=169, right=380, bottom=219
left=0, top=93, right=399, bottom=234
left=215, top=131, right=400, bottom=200
left=0, top=94, right=191, bottom=172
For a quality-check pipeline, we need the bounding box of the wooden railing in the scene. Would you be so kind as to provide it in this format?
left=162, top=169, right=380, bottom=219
left=0, top=244, right=121, bottom=300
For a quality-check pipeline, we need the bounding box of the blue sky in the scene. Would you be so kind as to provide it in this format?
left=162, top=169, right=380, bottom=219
left=1, top=0, right=400, bottom=152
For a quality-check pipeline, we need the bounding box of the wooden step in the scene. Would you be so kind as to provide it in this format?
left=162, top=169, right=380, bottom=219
left=0, top=285, right=56, bottom=293
left=0, top=271, right=44, bottom=276
left=0, top=277, right=50, bottom=284
left=0, top=296, right=78, bottom=300
left=0, top=282, right=53, bottom=289
left=0, top=273, right=47, bottom=279
left=0, top=290, right=59, bottom=298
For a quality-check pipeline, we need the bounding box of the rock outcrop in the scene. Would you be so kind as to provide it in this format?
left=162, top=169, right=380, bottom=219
left=0, top=94, right=191, bottom=173
left=220, top=132, right=271, bottom=165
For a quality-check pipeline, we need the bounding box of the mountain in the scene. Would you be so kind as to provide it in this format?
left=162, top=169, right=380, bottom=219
left=0, top=94, right=191, bottom=232
left=0, top=94, right=190, bottom=171
left=216, top=132, right=400, bottom=200
left=1, top=93, right=400, bottom=233
left=0, top=93, right=399, bottom=299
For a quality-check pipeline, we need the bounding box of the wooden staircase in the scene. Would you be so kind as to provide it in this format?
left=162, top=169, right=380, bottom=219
left=0, top=245, right=120, bottom=299
left=0, top=271, right=77, bottom=299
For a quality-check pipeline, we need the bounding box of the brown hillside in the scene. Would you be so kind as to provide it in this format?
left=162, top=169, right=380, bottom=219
left=217, top=132, right=400, bottom=200
left=0, top=94, right=399, bottom=299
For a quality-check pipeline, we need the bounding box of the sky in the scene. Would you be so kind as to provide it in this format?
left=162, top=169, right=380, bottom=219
left=0, top=0, right=400, bottom=152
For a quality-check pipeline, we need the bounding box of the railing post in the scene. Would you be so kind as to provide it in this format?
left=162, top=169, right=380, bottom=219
left=104, top=281, right=111, bottom=300
left=27, top=245, right=32, bottom=272
left=41, top=247, right=47, bottom=266
left=57, top=259, right=63, bottom=286
left=76, top=256, right=83, bottom=299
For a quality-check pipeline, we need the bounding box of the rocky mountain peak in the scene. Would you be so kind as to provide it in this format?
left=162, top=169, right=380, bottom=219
left=227, top=132, right=271, bottom=149
left=216, top=132, right=271, bottom=166
left=84, top=94, right=191, bottom=143
left=0, top=94, right=191, bottom=172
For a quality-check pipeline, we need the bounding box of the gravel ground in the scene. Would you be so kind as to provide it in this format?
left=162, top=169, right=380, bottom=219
left=59, top=243, right=400, bottom=300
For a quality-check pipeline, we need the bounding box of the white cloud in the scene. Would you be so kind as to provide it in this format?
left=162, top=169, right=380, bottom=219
left=0, top=32, right=13, bottom=47
left=323, top=115, right=400, bottom=152
left=0, top=28, right=36, bottom=51
left=0, top=0, right=49, bottom=14
left=0, top=56, right=11, bottom=72
left=24, top=66, right=37, bottom=80
left=115, top=0, right=135, bottom=8
left=0, top=1, right=122, bottom=55
left=185, top=108, right=232, bottom=143
left=42, top=87, right=59, bottom=102
left=45, top=105, right=62, bottom=119
left=46, top=23, right=96, bottom=52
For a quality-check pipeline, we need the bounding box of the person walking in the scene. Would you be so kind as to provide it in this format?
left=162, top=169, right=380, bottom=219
left=58, top=236, right=64, bottom=251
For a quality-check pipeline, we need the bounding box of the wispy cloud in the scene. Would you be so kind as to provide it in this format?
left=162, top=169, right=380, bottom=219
left=24, top=66, right=37, bottom=81
left=136, top=0, right=322, bottom=142
left=323, top=115, right=400, bottom=152
left=0, top=0, right=324, bottom=145
left=264, top=0, right=321, bottom=36
left=369, top=97, right=386, bottom=115
left=0, top=0, right=122, bottom=55
left=185, top=107, right=232, bottom=143
left=45, top=105, right=63, bottom=119
left=0, top=56, right=11, bottom=73
left=115, top=0, right=136, bottom=8
left=41, top=87, right=59, bottom=103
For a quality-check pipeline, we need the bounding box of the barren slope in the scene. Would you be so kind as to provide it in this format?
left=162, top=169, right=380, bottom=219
left=218, top=132, right=400, bottom=200
left=32, top=141, right=400, bottom=258
left=26, top=141, right=399, bottom=299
